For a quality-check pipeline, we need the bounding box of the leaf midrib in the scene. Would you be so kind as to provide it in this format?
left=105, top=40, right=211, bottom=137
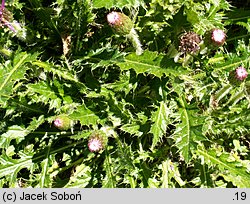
left=0, top=141, right=84, bottom=177
left=197, top=149, right=250, bottom=179
left=0, top=54, right=29, bottom=92
left=151, top=102, right=165, bottom=148
left=179, top=97, right=191, bottom=162
left=125, top=59, right=162, bottom=70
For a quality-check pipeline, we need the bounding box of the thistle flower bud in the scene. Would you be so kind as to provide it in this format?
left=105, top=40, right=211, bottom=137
left=107, top=11, right=143, bottom=55
left=88, top=130, right=107, bottom=153
left=179, top=31, right=202, bottom=54
left=210, top=29, right=226, bottom=46
left=229, top=66, right=248, bottom=85
left=107, top=11, right=133, bottom=35
left=54, top=115, right=72, bottom=130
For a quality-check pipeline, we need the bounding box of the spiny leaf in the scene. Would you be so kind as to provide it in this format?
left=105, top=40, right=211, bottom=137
left=173, top=96, right=206, bottom=163
left=103, top=71, right=137, bottom=95
left=150, top=101, right=171, bottom=149
left=0, top=116, right=44, bottom=148
left=0, top=140, right=84, bottom=187
left=92, top=0, right=143, bottom=9
left=102, top=153, right=116, bottom=188
left=33, top=61, right=81, bottom=84
left=211, top=54, right=250, bottom=76
left=39, top=158, right=51, bottom=188
left=69, top=105, right=100, bottom=126
left=87, top=87, right=133, bottom=122
left=160, top=160, right=185, bottom=188
left=197, top=146, right=250, bottom=188
left=0, top=126, right=28, bottom=149
left=236, top=21, right=250, bottom=33
left=0, top=151, right=35, bottom=186
left=203, top=108, right=250, bottom=136
left=0, top=52, right=38, bottom=106
left=38, top=143, right=53, bottom=188
left=120, top=123, right=143, bottom=137
left=6, top=98, right=45, bottom=114
left=116, top=51, right=187, bottom=78
left=64, top=164, right=92, bottom=188
left=27, top=81, right=62, bottom=110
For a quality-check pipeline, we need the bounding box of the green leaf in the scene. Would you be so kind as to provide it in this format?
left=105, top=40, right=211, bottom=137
left=211, top=54, right=250, bottom=76
left=0, top=116, right=45, bottom=148
left=102, top=153, right=117, bottom=188
left=33, top=61, right=82, bottom=85
left=0, top=52, right=38, bottom=106
left=38, top=143, right=53, bottom=188
left=150, top=101, right=171, bottom=149
left=120, top=123, right=143, bottom=137
left=197, top=146, right=250, bottom=188
left=92, top=0, right=142, bottom=9
left=39, top=158, right=51, bottom=188
left=116, top=51, right=187, bottom=78
left=0, top=141, right=84, bottom=187
left=104, top=71, right=137, bottom=96
left=65, top=164, right=92, bottom=188
left=0, top=126, right=28, bottom=148
left=69, top=105, right=99, bottom=126
left=0, top=151, right=35, bottom=187
left=87, top=86, right=133, bottom=122
left=147, top=178, right=160, bottom=188
left=27, top=81, right=62, bottom=110
left=160, top=160, right=186, bottom=188
left=173, top=96, right=206, bottom=163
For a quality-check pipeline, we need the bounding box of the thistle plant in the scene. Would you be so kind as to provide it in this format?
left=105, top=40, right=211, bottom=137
left=0, top=0, right=250, bottom=189
left=107, top=11, right=143, bottom=55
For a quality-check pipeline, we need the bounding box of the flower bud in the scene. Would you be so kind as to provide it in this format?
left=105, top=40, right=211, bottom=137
left=88, top=130, right=107, bottom=153
left=54, top=115, right=72, bottom=130
left=107, top=11, right=133, bottom=35
left=107, top=11, right=143, bottom=55
left=179, top=31, right=202, bottom=54
left=229, top=66, right=248, bottom=85
left=210, top=29, right=226, bottom=46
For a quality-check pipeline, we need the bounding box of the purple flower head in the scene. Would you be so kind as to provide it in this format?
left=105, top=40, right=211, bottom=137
left=0, top=0, right=5, bottom=22
left=87, top=131, right=108, bottom=153
left=88, top=137, right=103, bottom=152
left=235, top=66, right=248, bottom=81
left=211, top=29, right=226, bottom=46
left=229, top=66, right=248, bottom=86
left=107, top=11, right=120, bottom=26
left=0, top=0, right=16, bottom=33
left=54, top=118, right=63, bottom=128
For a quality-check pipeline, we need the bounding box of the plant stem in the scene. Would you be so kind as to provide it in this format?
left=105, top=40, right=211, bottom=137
left=127, top=28, right=143, bottom=55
